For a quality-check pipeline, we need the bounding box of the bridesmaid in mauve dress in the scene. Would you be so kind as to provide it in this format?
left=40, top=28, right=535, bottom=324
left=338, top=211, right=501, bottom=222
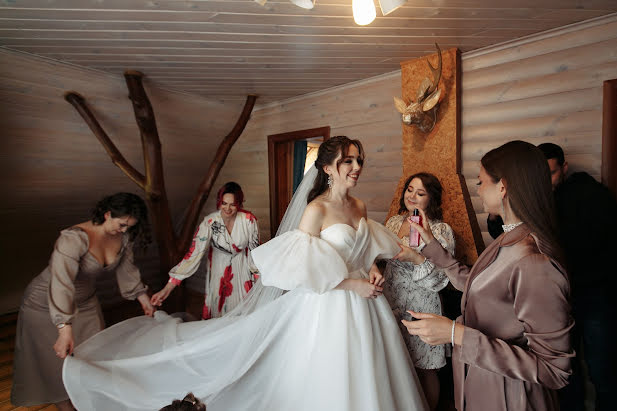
left=11, top=193, right=155, bottom=410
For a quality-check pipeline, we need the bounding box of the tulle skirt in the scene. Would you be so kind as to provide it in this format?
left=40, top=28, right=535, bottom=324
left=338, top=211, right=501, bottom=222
left=63, top=287, right=428, bottom=411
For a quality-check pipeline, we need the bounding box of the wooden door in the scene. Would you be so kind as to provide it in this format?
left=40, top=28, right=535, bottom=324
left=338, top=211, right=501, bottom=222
left=267, top=126, right=330, bottom=237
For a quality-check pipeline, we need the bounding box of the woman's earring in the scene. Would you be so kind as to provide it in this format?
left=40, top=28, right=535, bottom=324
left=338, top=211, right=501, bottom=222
left=327, top=175, right=333, bottom=188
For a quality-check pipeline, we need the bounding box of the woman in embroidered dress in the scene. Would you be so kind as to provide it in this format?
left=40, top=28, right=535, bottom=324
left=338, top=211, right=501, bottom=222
left=382, top=172, right=454, bottom=410
left=401, top=141, right=574, bottom=410
left=11, top=193, right=154, bottom=410
left=151, top=182, right=260, bottom=319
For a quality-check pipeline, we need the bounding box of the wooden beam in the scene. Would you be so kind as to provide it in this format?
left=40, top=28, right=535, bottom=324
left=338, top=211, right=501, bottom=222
left=63, top=91, right=148, bottom=191
left=177, top=94, right=258, bottom=256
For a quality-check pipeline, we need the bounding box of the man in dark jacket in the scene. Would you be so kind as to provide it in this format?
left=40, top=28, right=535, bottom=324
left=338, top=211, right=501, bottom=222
left=538, top=143, right=617, bottom=411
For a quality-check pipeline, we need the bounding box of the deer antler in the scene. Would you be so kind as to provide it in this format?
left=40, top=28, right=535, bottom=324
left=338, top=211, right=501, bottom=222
left=425, top=43, right=442, bottom=96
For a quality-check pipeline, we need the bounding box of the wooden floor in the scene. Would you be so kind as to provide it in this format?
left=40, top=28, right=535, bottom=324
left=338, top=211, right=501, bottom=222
left=0, top=312, right=57, bottom=411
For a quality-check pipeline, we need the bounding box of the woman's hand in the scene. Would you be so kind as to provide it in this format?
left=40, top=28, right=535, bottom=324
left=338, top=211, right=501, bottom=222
left=369, top=263, right=385, bottom=287
left=408, top=208, right=435, bottom=245
left=150, top=282, right=176, bottom=307
left=401, top=310, right=464, bottom=346
left=53, top=325, right=74, bottom=359
left=137, top=293, right=156, bottom=317
left=352, top=278, right=383, bottom=299
left=393, top=244, right=426, bottom=264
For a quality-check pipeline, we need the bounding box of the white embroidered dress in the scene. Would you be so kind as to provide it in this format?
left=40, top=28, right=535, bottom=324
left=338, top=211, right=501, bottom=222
left=169, top=210, right=260, bottom=318
left=63, top=218, right=429, bottom=411
left=382, top=214, right=455, bottom=369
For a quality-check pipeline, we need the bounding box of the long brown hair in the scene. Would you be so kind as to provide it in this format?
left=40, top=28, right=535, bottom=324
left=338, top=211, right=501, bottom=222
left=307, top=136, right=365, bottom=204
left=481, top=140, right=561, bottom=260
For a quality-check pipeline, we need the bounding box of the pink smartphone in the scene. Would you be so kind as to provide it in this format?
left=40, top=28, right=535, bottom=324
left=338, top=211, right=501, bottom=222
left=409, top=209, right=422, bottom=247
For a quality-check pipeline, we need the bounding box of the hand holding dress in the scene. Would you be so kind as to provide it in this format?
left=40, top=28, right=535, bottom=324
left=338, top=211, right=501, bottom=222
left=63, top=219, right=430, bottom=411
left=11, top=227, right=147, bottom=406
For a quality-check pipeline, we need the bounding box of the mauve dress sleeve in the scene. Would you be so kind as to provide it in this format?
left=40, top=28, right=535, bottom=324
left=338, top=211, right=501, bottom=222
left=421, top=238, right=470, bottom=292
left=115, top=243, right=148, bottom=300
left=48, top=229, right=89, bottom=326
left=460, top=254, right=574, bottom=389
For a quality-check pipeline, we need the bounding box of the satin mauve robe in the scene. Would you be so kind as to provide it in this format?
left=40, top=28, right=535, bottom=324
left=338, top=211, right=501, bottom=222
left=422, top=223, right=574, bottom=411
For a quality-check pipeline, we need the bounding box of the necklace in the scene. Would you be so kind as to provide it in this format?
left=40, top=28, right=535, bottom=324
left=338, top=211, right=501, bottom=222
left=502, top=221, right=523, bottom=233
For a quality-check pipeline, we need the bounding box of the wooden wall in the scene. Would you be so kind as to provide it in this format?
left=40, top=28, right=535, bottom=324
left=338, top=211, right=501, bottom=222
left=461, top=15, right=617, bottom=245
left=2, top=14, right=616, bottom=313
left=0, top=48, right=246, bottom=314
left=208, top=13, right=617, bottom=251
left=203, top=73, right=406, bottom=243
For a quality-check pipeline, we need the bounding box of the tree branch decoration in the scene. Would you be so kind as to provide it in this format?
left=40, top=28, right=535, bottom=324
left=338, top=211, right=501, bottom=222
left=65, top=71, right=257, bottom=275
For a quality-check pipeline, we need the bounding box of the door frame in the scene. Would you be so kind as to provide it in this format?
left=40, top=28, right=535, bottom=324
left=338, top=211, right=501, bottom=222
left=267, top=126, right=330, bottom=237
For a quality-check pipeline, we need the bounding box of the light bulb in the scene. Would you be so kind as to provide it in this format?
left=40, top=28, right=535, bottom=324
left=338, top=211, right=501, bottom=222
left=353, top=0, right=377, bottom=26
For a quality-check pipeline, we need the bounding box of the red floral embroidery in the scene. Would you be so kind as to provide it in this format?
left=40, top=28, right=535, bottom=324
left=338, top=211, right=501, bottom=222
left=208, top=218, right=212, bottom=224
left=232, top=243, right=242, bottom=253
left=218, top=266, right=234, bottom=312
left=244, top=280, right=253, bottom=293
left=253, top=273, right=260, bottom=281
left=183, top=228, right=200, bottom=260
left=202, top=303, right=211, bottom=320
left=183, top=240, right=196, bottom=260
left=245, top=212, right=257, bottom=224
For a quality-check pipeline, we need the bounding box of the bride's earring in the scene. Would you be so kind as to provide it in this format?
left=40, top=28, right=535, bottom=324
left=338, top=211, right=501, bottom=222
left=327, top=174, right=333, bottom=188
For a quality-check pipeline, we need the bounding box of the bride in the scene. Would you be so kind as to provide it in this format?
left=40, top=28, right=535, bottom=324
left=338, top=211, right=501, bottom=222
left=63, top=136, right=429, bottom=411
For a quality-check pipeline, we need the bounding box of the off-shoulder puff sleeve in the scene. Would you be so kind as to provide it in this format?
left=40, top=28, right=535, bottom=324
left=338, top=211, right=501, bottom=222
left=362, top=219, right=402, bottom=269
left=48, top=228, right=89, bottom=326
left=168, top=217, right=213, bottom=283
left=251, top=230, right=348, bottom=294
left=115, top=243, right=148, bottom=300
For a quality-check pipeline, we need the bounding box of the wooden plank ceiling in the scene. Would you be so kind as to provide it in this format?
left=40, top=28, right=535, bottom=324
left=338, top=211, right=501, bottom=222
left=1, top=0, right=617, bottom=105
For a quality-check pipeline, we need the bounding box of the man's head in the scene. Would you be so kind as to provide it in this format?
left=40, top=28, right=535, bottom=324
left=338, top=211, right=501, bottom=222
left=538, top=143, right=568, bottom=190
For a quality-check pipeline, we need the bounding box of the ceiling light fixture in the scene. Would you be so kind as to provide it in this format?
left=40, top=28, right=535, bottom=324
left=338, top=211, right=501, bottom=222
left=352, top=0, right=377, bottom=25
left=254, top=1, right=407, bottom=25
left=289, top=0, right=317, bottom=9
left=377, top=0, right=407, bottom=16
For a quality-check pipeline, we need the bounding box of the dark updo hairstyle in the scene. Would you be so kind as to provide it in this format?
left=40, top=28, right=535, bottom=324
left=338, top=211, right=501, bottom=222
left=216, top=182, right=244, bottom=210
left=307, top=136, right=365, bottom=204
left=398, top=172, right=443, bottom=221
left=481, top=140, right=561, bottom=261
left=91, top=192, right=151, bottom=249
left=159, top=393, right=206, bottom=411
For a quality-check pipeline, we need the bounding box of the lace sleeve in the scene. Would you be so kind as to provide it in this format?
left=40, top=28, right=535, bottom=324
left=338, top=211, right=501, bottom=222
left=385, top=215, right=403, bottom=234
left=405, top=222, right=455, bottom=292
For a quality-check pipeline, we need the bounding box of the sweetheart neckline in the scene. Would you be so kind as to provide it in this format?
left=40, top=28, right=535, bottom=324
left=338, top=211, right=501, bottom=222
left=320, top=217, right=366, bottom=235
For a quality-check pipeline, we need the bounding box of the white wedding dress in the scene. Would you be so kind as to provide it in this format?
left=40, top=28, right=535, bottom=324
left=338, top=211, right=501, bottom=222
left=63, top=217, right=428, bottom=410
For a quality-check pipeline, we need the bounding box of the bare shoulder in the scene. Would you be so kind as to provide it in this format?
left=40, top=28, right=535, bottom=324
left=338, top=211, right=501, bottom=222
left=298, top=200, right=326, bottom=236
left=352, top=197, right=368, bottom=219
